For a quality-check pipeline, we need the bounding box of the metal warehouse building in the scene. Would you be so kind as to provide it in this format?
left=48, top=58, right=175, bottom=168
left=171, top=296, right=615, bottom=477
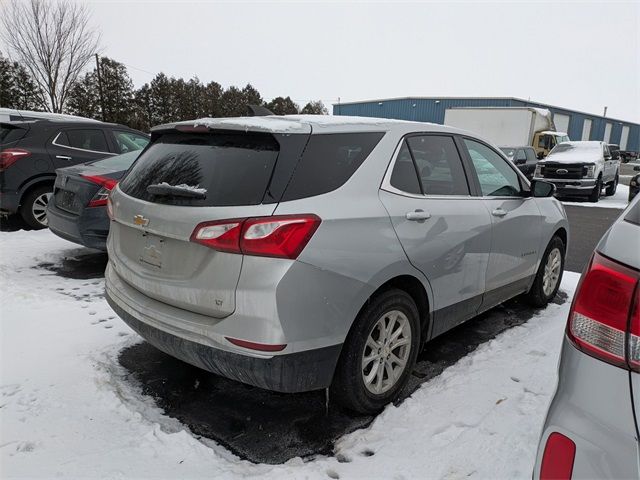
left=333, top=97, right=640, bottom=151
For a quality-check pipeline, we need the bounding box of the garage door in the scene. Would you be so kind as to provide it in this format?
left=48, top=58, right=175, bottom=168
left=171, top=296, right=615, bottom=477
left=554, top=113, right=570, bottom=134
left=620, top=126, right=630, bottom=150
left=604, top=123, right=612, bottom=143
left=581, top=119, right=592, bottom=140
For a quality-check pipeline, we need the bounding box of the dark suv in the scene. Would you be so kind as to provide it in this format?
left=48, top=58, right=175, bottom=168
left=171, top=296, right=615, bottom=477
left=0, top=109, right=148, bottom=228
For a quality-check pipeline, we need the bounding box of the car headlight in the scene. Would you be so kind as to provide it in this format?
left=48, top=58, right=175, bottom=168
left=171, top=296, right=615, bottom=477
left=534, top=164, right=543, bottom=177
left=583, top=165, right=596, bottom=178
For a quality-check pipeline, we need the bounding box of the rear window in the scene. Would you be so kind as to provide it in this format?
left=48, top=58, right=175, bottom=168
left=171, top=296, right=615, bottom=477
left=281, top=132, right=384, bottom=201
left=119, top=132, right=280, bottom=206
left=0, top=125, right=27, bottom=145
left=88, top=150, right=139, bottom=171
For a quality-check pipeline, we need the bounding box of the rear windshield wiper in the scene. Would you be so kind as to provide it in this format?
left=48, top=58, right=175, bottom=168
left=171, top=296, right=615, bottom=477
left=146, top=182, right=207, bottom=199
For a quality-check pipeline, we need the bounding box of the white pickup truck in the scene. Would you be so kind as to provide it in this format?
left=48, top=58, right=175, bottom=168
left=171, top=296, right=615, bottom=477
left=533, top=141, right=620, bottom=203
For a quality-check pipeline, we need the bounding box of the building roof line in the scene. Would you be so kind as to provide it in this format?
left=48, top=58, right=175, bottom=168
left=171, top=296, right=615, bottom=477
left=332, top=96, right=639, bottom=127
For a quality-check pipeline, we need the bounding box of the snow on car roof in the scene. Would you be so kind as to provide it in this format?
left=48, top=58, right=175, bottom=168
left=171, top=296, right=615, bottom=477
left=171, top=114, right=443, bottom=134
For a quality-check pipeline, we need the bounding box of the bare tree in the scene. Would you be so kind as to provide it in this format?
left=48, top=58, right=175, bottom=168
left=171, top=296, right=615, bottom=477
left=0, top=0, right=100, bottom=112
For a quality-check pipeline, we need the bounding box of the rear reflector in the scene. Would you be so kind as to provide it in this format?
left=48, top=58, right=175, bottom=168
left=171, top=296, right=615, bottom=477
left=82, top=174, right=119, bottom=208
left=539, top=432, right=576, bottom=480
left=190, top=214, right=321, bottom=259
left=567, top=252, right=640, bottom=370
left=225, top=337, right=286, bottom=352
left=0, top=148, right=31, bottom=171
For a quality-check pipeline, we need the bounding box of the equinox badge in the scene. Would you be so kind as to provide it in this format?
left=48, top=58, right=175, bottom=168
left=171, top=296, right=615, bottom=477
left=133, top=214, right=149, bottom=227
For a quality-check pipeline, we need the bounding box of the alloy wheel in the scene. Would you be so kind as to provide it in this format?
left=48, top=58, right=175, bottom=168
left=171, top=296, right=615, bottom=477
left=32, top=192, right=52, bottom=227
left=542, top=247, right=562, bottom=296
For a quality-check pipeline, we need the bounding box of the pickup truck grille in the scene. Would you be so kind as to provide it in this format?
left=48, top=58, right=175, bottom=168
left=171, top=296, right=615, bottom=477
left=540, top=163, right=585, bottom=180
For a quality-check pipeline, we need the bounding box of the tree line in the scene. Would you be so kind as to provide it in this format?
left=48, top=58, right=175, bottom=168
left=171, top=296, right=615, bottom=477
left=0, top=53, right=328, bottom=131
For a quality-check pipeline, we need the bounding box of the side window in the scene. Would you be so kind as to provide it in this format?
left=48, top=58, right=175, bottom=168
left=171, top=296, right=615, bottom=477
left=389, top=141, right=421, bottom=194
left=515, top=149, right=527, bottom=162
left=525, top=148, right=537, bottom=162
left=55, top=129, right=109, bottom=153
left=407, top=135, right=469, bottom=195
left=282, top=132, right=384, bottom=201
left=464, top=139, right=522, bottom=197
left=114, top=130, right=149, bottom=153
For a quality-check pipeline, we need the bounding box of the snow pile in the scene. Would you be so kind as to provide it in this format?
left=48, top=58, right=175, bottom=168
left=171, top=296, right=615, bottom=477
left=148, top=182, right=207, bottom=197
left=1, top=229, right=579, bottom=479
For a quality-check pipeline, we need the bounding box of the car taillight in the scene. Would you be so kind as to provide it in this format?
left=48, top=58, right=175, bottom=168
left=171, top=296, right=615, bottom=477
left=82, top=174, right=118, bottom=207
left=539, top=432, right=576, bottom=480
left=190, top=214, right=321, bottom=259
left=567, top=252, right=640, bottom=370
left=0, top=148, right=31, bottom=171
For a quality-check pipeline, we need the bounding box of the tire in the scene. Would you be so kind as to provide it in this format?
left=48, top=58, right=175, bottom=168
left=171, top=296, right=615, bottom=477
left=605, top=173, right=618, bottom=196
left=331, top=289, right=421, bottom=414
left=524, top=236, right=565, bottom=308
left=20, top=185, right=53, bottom=229
left=588, top=177, right=602, bottom=203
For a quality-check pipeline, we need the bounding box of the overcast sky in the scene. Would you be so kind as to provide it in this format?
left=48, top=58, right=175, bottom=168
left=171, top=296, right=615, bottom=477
left=81, top=1, right=637, bottom=121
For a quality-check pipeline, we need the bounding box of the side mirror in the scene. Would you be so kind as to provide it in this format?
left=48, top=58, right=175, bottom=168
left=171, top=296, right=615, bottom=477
left=531, top=180, right=555, bottom=198
left=634, top=165, right=640, bottom=172
left=604, top=155, right=612, bottom=161
left=537, top=151, right=545, bottom=160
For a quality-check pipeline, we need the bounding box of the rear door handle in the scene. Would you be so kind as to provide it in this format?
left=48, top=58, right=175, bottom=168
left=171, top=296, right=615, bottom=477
left=56, top=155, right=72, bottom=161
left=405, top=209, right=431, bottom=221
left=492, top=208, right=508, bottom=217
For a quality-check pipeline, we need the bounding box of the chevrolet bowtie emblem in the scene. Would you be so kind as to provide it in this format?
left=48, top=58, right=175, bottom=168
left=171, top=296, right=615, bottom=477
left=133, top=214, right=149, bottom=227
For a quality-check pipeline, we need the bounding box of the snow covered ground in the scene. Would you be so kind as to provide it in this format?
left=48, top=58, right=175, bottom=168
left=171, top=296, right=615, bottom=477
left=1, top=229, right=580, bottom=479
left=560, top=183, right=629, bottom=209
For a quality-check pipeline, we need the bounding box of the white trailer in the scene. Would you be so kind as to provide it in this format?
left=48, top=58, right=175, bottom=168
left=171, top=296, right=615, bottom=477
left=444, top=107, right=570, bottom=158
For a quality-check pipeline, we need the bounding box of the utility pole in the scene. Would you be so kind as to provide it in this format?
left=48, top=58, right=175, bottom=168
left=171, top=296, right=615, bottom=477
left=95, top=54, right=106, bottom=122
left=603, top=106, right=608, bottom=118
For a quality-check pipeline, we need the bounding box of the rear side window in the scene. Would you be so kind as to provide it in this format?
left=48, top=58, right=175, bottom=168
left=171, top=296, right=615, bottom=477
left=55, top=129, right=109, bottom=152
left=119, top=132, right=280, bottom=206
left=281, top=132, right=384, bottom=201
left=390, top=141, right=421, bottom=194
left=114, top=130, right=149, bottom=153
left=407, top=135, right=469, bottom=195
left=0, top=125, right=28, bottom=145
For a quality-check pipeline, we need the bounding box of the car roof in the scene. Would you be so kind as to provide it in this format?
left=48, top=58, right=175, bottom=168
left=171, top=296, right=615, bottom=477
left=155, top=115, right=471, bottom=136
left=0, top=108, right=104, bottom=123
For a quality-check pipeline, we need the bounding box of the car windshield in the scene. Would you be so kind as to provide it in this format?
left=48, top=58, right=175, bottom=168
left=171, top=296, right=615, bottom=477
left=500, top=147, right=516, bottom=159
left=87, top=150, right=140, bottom=171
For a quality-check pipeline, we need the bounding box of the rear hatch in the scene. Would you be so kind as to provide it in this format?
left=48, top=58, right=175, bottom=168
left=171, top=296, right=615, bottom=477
left=109, top=127, right=310, bottom=318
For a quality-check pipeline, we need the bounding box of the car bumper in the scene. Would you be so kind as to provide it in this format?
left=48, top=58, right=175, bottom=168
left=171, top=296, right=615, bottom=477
left=534, top=177, right=597, bottom=196
left=47, top=203, right=110, bottom=250
left=0, top=190, right=20, bottom=215
left=533, top=338, right=639, bottom=479
left=105, top=261, right=350, bottom=393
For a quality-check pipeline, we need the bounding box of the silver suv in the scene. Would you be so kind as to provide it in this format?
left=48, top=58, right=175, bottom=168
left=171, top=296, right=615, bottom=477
left=105, top=115, right=569, bottom=413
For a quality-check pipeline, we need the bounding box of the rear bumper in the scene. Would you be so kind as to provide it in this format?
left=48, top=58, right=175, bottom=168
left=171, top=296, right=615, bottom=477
left=0, top=190, right=20, bottom=214
left=105, top=262, right=347, bottom=393
left=533, top=338, right=639, bottom=479
left=47, top=202, right=109, bottom=250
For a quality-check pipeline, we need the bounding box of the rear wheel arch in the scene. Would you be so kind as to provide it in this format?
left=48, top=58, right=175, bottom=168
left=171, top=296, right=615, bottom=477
left=18, top=175, right=56, bottom=203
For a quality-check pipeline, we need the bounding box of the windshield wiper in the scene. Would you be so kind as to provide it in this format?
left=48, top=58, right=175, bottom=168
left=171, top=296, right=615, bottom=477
left=146, top=182, right=207, bottom=199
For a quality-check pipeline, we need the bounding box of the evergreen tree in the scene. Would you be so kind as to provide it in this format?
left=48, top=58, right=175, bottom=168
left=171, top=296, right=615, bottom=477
left=220, top=86, right=247, bottom=117
left=0, top=54, right=43, bottom=110
left=98, top=57, right=135, bottom=125
left=266, top=96, right=299, bottom=115
left=66, top=71, right=100, bottom=119
left=301, top=100, right=328, bottom=115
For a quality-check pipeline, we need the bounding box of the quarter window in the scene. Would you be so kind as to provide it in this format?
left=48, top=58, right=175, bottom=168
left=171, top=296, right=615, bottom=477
left=114, top=131, right=149, bottom=153
left=464, top=139, right=522, bottom=197
left=55, top=129, right=109, bottom=153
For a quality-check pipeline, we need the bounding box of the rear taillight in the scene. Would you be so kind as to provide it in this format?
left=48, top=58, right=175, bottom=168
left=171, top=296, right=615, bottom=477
left=82, top=174, right=118, bottom=208
left=539, top=432, right=576, bottom=480
left=0, top=148, right=31, bottom=171
left=190, top=214, right=321, bottom=259
left=567, top=252, right=640, bottom=370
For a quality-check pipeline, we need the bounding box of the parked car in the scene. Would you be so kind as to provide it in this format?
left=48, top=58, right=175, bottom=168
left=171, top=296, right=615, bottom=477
left=629, top=170, right=640, bottom=202
left=533, top=196, right=640, bottom=479
left=47, top=150, right=140, bottom=250
left=533, top=141, right=620, bottom=203
left=105, top=115, right=568, bottom=414
left=0, top=108, right=148, bottom=228
left=620, top=150, right=639, bottom=163
left=500, top=146, right=538, bottom=179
